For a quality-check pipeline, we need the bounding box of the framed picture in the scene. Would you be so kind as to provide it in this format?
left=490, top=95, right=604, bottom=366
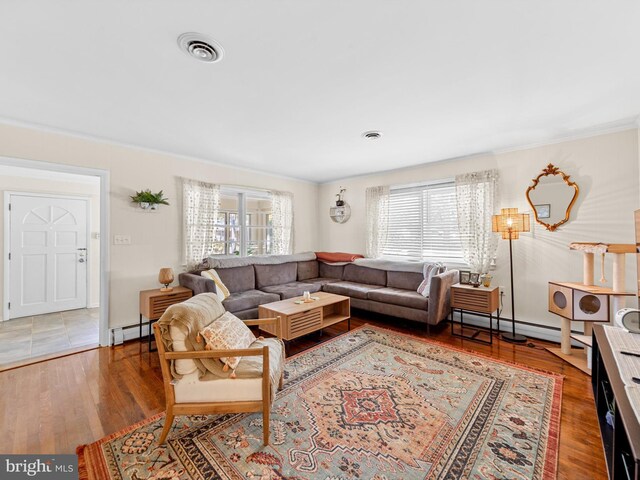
left=459, top=270, right=471, bottom=284
left=469, top=272, right=480, bottom=285
left=535, top=203, right=550, bottom=219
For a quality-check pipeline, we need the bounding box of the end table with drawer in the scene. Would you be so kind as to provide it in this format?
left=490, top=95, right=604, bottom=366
left=450, top=283, right=500, bottom=344
left=139, top=286, right=192, bottom=350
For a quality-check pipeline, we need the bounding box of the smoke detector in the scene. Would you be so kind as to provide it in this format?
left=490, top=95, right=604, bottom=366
left=362, top=131, right=382, bottom=139
left=178, top=33, right=224, bottom=63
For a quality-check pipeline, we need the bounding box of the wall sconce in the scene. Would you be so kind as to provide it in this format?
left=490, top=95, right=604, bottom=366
left=330, top=187, right=351, bottom=224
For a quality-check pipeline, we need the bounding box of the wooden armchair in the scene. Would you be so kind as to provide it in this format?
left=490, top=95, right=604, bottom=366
left=153, top=295, right=284, bottom=446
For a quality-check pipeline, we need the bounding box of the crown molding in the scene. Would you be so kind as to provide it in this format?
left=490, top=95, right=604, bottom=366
left=0, top=116, right=318, bottom=186
left=492, top=116, right=640, bottom=155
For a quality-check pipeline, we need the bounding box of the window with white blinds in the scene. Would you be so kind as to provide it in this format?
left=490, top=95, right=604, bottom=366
left=382, top=181, right=464, bottom=263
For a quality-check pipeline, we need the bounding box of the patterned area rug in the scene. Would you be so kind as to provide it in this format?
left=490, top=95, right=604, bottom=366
left=78, top=326, right=562, bottom=479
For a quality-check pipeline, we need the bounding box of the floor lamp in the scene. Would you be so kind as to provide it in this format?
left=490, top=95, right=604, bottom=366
left=492, top=208, right=530, bottom=343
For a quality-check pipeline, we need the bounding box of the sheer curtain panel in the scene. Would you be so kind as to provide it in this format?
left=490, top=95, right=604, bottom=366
left=183, top=179, right=221, bottom=269
left=365, top=185, right=390, bottom=258
left=455, top=169, right=499, bottom=273
left=270, top=191, right=294, bottom=254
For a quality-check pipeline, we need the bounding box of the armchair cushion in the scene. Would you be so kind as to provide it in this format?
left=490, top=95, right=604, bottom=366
left=199, top=311, right=256, bottom=370
left=172, top=337, right=284, bottom=403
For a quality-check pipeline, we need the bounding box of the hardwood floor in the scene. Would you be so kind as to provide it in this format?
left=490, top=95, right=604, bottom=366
left=0, top=312, right=607, bottom=479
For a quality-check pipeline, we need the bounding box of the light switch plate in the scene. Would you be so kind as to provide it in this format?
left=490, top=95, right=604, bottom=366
left=113, top=235, right=131, bottom=245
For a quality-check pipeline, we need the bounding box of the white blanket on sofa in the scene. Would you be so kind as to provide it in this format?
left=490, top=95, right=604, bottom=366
left=353, top=258, right=426, bottom=273
left=208, top=252, right=317, bottom=269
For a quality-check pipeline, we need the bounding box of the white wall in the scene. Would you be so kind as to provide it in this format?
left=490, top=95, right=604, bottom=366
left=0, top=169, right=101, bottom=319
left=319, top=128, right=640, bottom=332
left=1, top=121, right=636, bottom=335
left=0, top=123, right=320, bottom=329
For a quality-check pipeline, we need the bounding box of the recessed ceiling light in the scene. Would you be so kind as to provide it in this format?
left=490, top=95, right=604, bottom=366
left=177, top=33, right=224, bottom=63
left=362, top=131, right=382, bottom=139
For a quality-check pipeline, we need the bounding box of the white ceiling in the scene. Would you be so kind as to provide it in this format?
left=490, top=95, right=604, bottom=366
left=1, top=1, right=639, bottom=183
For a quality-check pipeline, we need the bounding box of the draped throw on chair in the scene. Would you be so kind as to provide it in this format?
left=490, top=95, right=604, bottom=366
left=455, top=169, right=499, bottom=273
left=365, top=185, right=390, bottom=258
left=270, top=190, right=294, bottom=255
left=183, top=179, right=221, bottom=269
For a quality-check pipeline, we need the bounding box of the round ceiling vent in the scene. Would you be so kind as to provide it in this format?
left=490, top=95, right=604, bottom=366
left=177, top=33, right=224, bottom=63
left=362, top=131, right=382, bottom=139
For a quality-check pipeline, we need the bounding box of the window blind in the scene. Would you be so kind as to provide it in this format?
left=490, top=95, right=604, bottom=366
left=382, top=181, right=464, bottom=263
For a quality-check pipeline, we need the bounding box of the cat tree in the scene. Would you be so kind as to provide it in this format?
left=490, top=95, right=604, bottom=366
left=547, top=242, right=635, bottom=374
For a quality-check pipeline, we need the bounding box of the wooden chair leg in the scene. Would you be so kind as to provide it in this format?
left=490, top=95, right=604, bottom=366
left=262, top=400, right=270, bottom=446
left=279, top=369, right=284, bottom=389
left=158, top=407, right=174, bottom=444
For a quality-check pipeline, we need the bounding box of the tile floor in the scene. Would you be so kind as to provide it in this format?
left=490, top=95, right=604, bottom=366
left=0, top=308, right=99, bottom=366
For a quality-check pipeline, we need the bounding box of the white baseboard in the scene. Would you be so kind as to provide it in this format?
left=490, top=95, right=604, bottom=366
left=452, top=312, right=569, bottom=345
left=110, top=323, right=151, bottom=345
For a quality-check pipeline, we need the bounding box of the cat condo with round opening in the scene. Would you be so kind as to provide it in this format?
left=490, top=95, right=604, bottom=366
left=547, top=242, right=636, bottom=375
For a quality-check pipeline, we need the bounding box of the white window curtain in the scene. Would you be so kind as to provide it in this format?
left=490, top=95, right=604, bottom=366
left=270, top=190, right=294, bottom=254
left=183, top=179, right=220, bottom=269
left=365, top=185, right=390, bottom=258
left=455, top=169, right=500, bottom=273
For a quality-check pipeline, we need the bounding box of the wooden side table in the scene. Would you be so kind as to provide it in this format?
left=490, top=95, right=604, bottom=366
left=140, top=286, right=192, bottom=350
left=450, top=283, right=500, bottom=344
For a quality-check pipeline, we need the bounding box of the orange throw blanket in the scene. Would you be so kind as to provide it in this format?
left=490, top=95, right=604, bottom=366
left=315, top=252, right=364, bottom=263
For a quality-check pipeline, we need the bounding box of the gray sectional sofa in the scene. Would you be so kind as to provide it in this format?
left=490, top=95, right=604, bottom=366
left=179, top=254, right=459, bottom=329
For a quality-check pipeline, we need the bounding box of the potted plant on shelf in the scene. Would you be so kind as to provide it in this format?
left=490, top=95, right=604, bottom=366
left=130, top=189, right=170, bottom=210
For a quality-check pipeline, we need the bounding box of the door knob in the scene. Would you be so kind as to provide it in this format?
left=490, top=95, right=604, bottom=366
left=79, top=258, right=85, bottom=263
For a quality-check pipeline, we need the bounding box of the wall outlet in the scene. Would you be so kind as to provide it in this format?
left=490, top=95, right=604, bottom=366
left=499, top=286, right=506, bottom=295
left=113, top=235, right=131, bottom=245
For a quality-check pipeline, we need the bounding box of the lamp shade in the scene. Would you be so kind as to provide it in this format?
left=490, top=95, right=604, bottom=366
left=492, top=208, right=530, bottom=240
left=158, top=267, right=174, bottom=291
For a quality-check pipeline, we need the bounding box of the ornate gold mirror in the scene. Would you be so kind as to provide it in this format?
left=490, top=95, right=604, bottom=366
left=525, top=163, right=579, bottom=231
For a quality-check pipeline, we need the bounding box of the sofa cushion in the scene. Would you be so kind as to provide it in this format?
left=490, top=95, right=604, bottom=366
left=255, top=263, right=297, bottom=289
left=261, top=282, right=321, bottom=299
left=297, top=260, right=319, bottom=281
left=223, top=290, right=280, bottom=313
left=343, top=264, right=387, bottom=286
left=368, top=287, right=428, bottom=310
left=216, top=265, right=255, bottom=293
left=319, top=262, right=345, bottom=279
left=323, top=281, right=384, bottom=299
left=306, top=277, right=341, bottom=287
left=387, top=271, right=424, bottom=291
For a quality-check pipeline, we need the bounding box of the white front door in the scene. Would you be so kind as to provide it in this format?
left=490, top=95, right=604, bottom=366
left=8, top=194, right=88, bottom=318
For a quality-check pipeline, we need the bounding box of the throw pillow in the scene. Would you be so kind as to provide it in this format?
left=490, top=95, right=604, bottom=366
left=201, top=269, right=230, bottom=301
left=199, top=311, right=257, bottom=372
left=417, top=262, right=447, bottom=297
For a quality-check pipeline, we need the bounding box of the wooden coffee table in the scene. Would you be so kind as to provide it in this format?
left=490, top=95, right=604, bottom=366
left=258, top=291, right=350, bottom=341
